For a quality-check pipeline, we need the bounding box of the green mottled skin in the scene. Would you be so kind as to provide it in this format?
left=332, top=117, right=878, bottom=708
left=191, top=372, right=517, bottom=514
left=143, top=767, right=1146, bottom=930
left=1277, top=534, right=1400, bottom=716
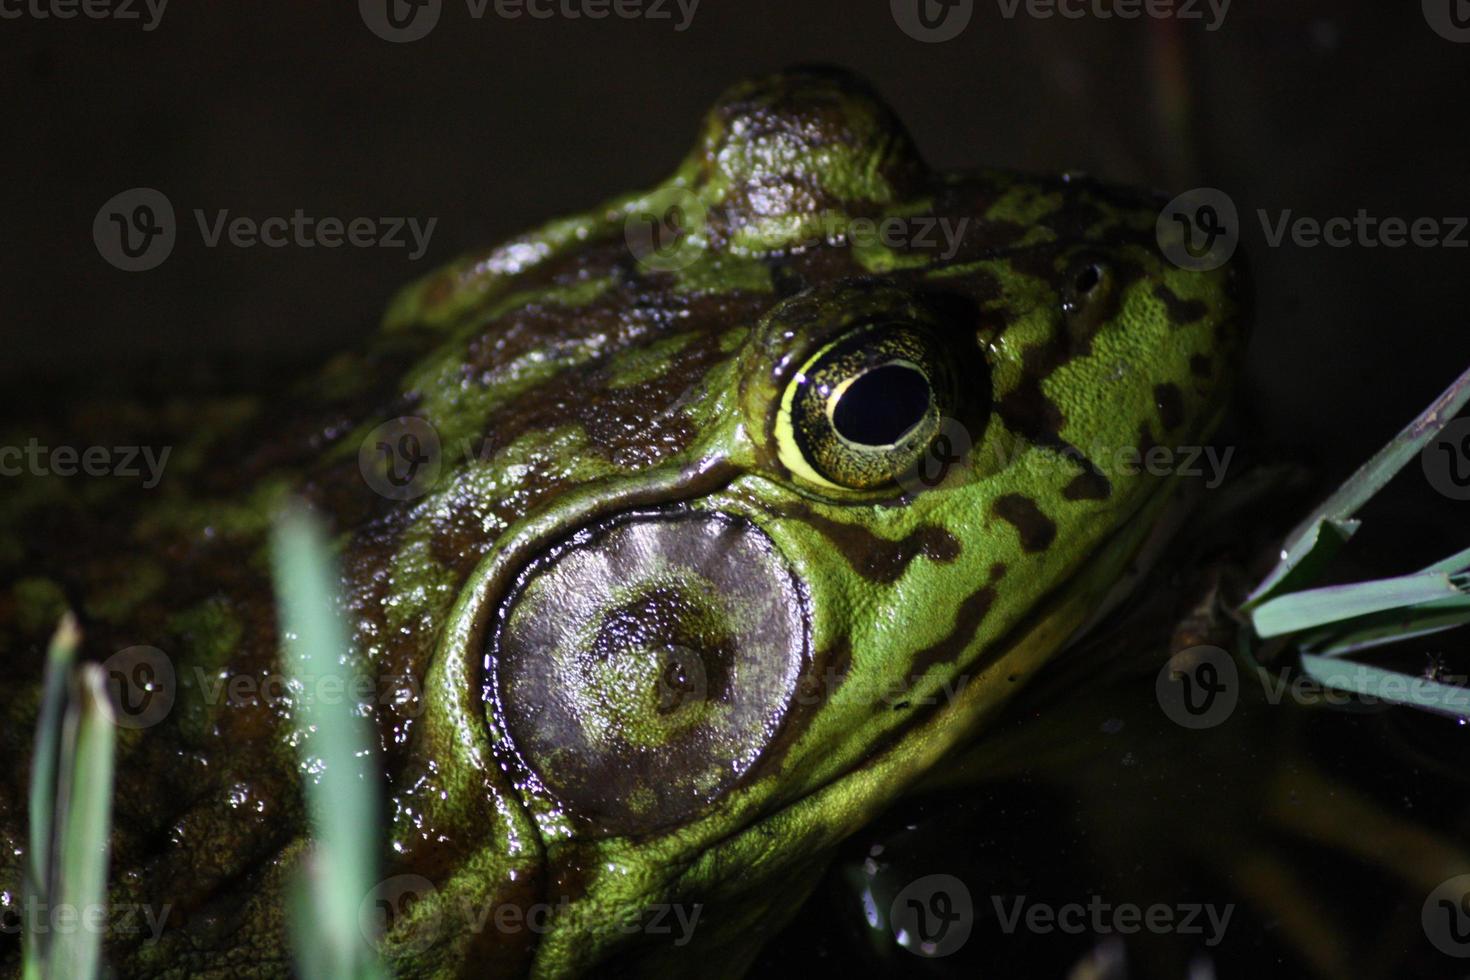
left=0, top=68, right=1246, bottom=977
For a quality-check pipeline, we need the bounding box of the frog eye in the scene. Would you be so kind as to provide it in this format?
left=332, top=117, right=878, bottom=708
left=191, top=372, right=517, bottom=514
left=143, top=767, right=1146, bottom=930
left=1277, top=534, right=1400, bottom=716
left=775, top=321, right=958, bottom=491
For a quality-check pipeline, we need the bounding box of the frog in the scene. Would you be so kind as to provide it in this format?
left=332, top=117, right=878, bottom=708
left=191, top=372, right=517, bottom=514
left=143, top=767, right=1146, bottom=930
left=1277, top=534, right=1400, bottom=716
left=0, top=65, right=1247, bottom=978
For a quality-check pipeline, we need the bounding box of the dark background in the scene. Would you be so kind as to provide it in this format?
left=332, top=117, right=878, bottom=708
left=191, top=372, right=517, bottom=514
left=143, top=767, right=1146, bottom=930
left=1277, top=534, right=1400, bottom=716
left=3, top=0, right=1468, bottom=485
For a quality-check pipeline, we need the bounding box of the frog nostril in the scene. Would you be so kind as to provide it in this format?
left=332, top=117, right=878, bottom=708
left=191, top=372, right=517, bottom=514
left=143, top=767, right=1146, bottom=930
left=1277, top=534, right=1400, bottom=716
left=1073, top=262, right=1103, bottom=294
left=487, top=510, right=809, bottom=835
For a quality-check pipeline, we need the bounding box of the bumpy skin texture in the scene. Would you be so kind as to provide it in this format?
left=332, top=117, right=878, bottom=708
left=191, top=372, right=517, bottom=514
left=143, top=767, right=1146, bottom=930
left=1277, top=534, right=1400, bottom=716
left=0, top=68, right=1247, bottom=977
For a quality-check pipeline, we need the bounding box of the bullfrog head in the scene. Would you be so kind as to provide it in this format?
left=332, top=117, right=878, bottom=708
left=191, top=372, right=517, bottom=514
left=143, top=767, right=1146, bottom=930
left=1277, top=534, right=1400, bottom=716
left=0, top=66, right=1247, bottom=977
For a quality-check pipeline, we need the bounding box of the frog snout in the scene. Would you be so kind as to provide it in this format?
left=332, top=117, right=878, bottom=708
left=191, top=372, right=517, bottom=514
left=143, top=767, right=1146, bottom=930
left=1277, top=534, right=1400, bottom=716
left=487, top=509, right=809, bottom=835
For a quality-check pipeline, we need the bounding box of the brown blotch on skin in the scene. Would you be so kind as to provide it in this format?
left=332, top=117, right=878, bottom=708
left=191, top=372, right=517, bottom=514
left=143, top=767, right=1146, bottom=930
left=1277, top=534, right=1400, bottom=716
left=991, top=494, right=1057, bottom=553
left=1063, top=469, right=1113, bottom=501
left=774, top=504, right=961, bottom=584
left=1152, top=283, right=1207, bottom=326
left=911, top=561, right=1007, bottom=674
left=1153, top=382, right=1185, bottom=432
left=1190, top=353, right=1213, bottom=379
left=996, top=372, right=1066, bottom=450
left=1057, top=445, right=1112, bottom=502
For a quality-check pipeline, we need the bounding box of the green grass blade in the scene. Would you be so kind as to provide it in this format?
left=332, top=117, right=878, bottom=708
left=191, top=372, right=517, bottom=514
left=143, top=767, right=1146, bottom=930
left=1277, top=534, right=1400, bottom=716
left=48, top=665, right=117, bottom=980
left=1299, top=653, right=1470, bottom=719
left=1251, top=570, right=1469, bottom=638
left=1418, top=543, right=1470, bottom=575
left=23, top=615, right=80, bottom=980
left=1245, top=363, right=1470, bottom=607
left=270, top=504, right=386, bottom=980
left=1298, top=595, right=1470, bottom=657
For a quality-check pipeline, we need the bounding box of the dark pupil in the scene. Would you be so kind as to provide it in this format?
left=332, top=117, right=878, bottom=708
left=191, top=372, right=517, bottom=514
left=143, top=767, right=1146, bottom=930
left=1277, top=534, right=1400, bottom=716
left=830, top=364, right=931, bottom=446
